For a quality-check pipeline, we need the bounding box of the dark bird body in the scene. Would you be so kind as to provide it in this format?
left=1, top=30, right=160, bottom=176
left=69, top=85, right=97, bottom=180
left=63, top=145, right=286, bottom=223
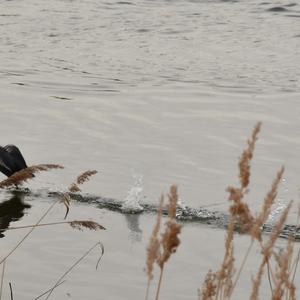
left=0, top=145, right=28, bottom=177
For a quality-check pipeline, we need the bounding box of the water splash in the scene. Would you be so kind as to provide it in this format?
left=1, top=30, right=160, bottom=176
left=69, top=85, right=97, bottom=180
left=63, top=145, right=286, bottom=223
left=121, top=174, right=144, bottom=213
left=266, top=197, right=288, bottom=225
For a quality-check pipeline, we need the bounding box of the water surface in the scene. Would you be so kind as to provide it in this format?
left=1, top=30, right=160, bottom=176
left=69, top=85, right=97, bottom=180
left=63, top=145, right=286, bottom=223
left=0, top=0, right=300, bottom=298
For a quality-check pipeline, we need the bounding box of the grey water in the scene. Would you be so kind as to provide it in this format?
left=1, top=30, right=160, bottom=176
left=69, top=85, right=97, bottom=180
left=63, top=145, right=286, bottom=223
left=0, top=0, right=300, bottom=299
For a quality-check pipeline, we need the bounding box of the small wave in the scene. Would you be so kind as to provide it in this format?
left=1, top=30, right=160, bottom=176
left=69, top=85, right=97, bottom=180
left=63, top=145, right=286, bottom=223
left=266, top=6, right=288, bottom=12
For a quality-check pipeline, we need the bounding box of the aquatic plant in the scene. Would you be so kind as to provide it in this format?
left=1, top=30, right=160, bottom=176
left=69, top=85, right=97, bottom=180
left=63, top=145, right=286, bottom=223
left=68, top=170, right=98, bottom=192
left=145, top=185, right=182, bottom=300
left=0, top=164, right=64, bottom=188
left=142, top=122, right=300, bottom=300
left=198, top=122, right=300, bottom=300
left=0, top=169, right=104, bottom=299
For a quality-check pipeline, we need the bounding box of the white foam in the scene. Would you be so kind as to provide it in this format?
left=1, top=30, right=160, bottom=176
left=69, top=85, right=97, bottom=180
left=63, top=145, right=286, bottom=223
left=121, top=174, right=144, bottom=213
left=266, top=197, right=287, bottom=225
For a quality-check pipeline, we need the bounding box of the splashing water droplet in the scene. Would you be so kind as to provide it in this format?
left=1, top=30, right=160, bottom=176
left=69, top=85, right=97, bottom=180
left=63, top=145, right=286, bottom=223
left=121, top=174, right=144, bottom=213
left=267, top=197, right=288, bottom=225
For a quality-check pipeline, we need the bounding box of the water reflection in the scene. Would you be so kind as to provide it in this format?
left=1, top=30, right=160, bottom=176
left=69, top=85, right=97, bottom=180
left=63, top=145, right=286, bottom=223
left=0, top=191, right=31, bottom=238
left=124, top=213, right=143, bottom=242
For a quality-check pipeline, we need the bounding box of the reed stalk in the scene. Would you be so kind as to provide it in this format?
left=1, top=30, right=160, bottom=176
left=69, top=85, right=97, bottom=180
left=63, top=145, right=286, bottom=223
left=0, top=260, right=6, bottom=300
left=35, top=241, right=104, bottom=300
left=0, top=199, right=60, bottom=265
left=6, top=220, right=106, bottom=231
left=155, top=265, right=165, bottom=300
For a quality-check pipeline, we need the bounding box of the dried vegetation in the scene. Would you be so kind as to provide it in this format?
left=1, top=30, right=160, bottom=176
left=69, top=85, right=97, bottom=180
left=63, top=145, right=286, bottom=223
left=145, top=122, right=300, bottom=300
left=0, top=123, right=299, bottom=300
left=197, top=122, right=300, bottom=300
left=0, top=169, right=104, bottom=299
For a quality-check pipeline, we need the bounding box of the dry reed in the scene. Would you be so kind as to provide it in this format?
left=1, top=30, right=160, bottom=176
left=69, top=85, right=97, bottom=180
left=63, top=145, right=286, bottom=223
left=250, top=201, right=292, bottom=300
left=61, top=192, right=70, bottom=219
left=7, top=220, right=106, bottom=231
left=145, top=195, right=163, bottom=299
left=35, top=241, right=104, bottom=300
left=0, top=164, right=64, bottom=188
left=0, top=168, right=103, bottom=299
left=145, top=185, right=182, bottom=300
left=199, top=270, right=218, bottom=300
left=0, top=261, right=5, bottom=300
left=68, top=170, right=98, bottom=192
left=272, top=236, right=295, bottom=300
left=200, top=123, right=262, bottom=300
left=251, top=167, right=284, bottom=242
left=226, top=122, right=262, bottom=234
left=157, top=186, right=182, bottom=268
left=199, top=122, right=300, bottom=300
left=64, top=169, right=98, bottom=218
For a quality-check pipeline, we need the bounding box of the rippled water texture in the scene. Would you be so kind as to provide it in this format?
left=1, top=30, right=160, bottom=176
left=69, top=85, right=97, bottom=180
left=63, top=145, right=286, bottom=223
left=0, top=0, right=300, bottom=299
left=1, top=0, right=300, bottom=93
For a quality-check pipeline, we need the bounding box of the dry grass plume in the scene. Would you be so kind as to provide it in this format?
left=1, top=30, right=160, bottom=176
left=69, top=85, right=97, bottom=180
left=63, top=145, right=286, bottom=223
left=145, top=185, right=182, bottom=300
left=0, top=164, right=64, bottom=188
left=68, top=170, right=98, bottom=193
left=199, top=122, right=300, bottom=300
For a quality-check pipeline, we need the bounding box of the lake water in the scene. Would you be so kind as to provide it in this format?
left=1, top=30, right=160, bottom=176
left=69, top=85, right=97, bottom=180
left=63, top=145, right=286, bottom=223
left=0, top=0, right=300, bottom=299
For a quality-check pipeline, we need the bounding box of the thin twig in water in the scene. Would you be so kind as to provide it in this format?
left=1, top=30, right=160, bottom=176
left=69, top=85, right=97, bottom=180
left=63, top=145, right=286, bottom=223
left=34, top=281, right=66, bottom=300
left=36, top=241, right=104, bottom=300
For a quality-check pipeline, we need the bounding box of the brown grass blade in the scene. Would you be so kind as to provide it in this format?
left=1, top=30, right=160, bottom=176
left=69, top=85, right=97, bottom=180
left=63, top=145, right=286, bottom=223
left=0, top=164, right=64, bottom=188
